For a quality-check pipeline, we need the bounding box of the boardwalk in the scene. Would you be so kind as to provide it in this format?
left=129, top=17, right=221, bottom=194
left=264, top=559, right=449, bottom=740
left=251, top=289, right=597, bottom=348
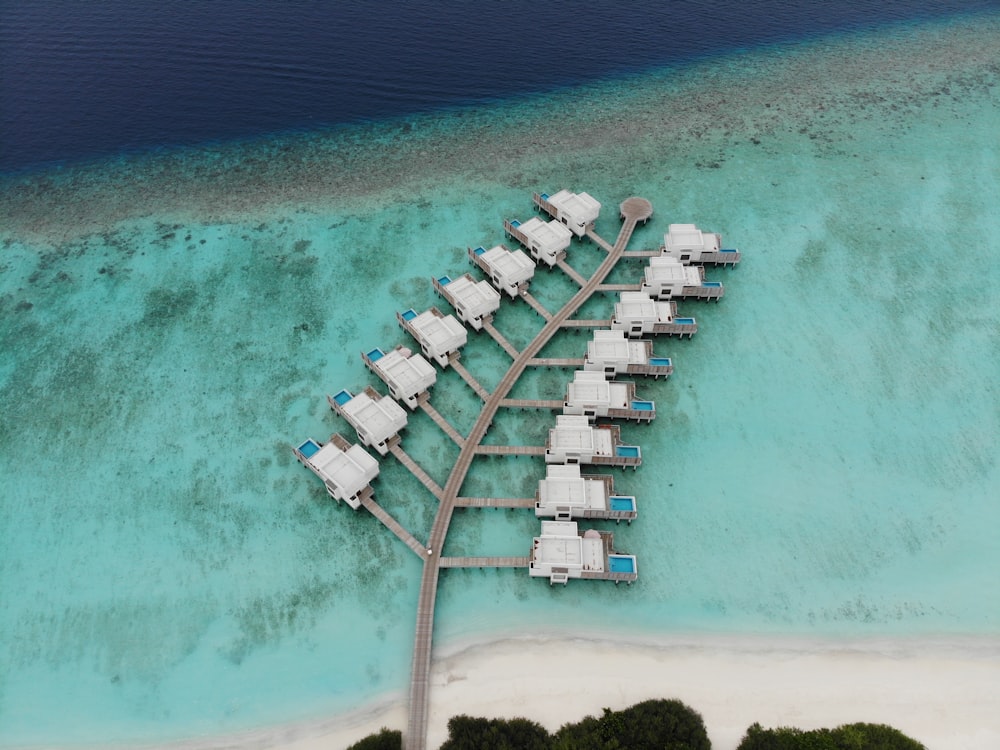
left=404, top=196, right=652, bottom=750
left=454, top=496, right=535, bottom=508
left=388, top=439, right=445, bottom=501
left=521, top=290, right=552, bottom=320
left=417, top=396, right=466, bottom=448
left=482, top=319, right=520, bottom=359
left=448, top=358, right=490, bottom=401
left=438, top=556, right=530, bottom=569
left=359, top=493, right=428, bottom=559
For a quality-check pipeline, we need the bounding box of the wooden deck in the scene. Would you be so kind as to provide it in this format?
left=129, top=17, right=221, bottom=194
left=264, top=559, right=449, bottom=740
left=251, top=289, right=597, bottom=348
left=482, top=319, right=520, bottom=359
left=454, top=496, right=535, bottom=508
left=520, top=290, right=552, bottom=320
left=388, top=439, right=445, bottom=501
left=359, top=492, right=428, bottom=559
left=404, top=196, right=652, bottom=750
left=559, top=318, right=611, bottom=328
left=556, top=258, right=587, bottom=287
left=526, top=357, right=586, bottom=368
left=438, top=556, right=529, bottom=569
left=585, top=226, right=614, bottom=253
left=597, top=283, right=642, bottom=292
left=474, top=444, right=547, bottom=456
left=498, top=398, right=563, bottom=410
left=417, top=395, right=466, bottom=448
left=623, top=249, right=658, bottom=258
left=449, top=357, right=490, bottom=401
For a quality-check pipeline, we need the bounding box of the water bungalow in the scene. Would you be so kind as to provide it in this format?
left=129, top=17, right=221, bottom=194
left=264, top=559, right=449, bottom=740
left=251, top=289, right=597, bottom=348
left=563, top=370, right=655, bottom=423
left=583, top=329, right=674, bottom=379
left=533, top=189, right=602, bottom=237
left=545, top=414, right=642, bottom=468
left=361, top=345, right=437, bottom=410
left=662, top=223, right=741, bottom=265
left=503, top=216, right=573, bottom=267
left=397, top=307, right=468, bottom=368
left=641, top=255, right=724, bottom=301
left=535, top=464, right=637, bottom=522
left=529, top=520, right=638, bottom=585
left=432, top=272, right=501, bottom=331
left=327, top=385, right=408, bottom=456
left=468, top=244, right=535, bottom=298
left=611, top=291, right=697, bottom=338
left=292, top=433, right=379, bottom=510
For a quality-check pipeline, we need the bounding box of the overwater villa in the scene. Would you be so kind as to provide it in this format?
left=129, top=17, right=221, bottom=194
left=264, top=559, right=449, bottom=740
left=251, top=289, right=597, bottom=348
left=468, top=244, right=536, bottom=298
left=662, top=222, right=741, bottom=265
left=641, top=255, right=724, bottom=301
left=504, top=216, right=573, bottom=267
left=327, top=385, right=408, bottom=456
left=611, top=291, right=697, bottom=338
left=533, top=189, right=602, bottom=237
left=397, top=307, right=468, bottom=368
left=545, top=414, right=642, bottom=468
left=563, top=370, right=655, bottom=423
left=535, top=464, right=637, bottom=522
left=292, top=433, right=379, bottom=510
left=529, top=520, right=638, bottom=585
left=361, top=345, right=437, bottom=410
left=583, top=329, right=674, bottom=379
left=432, top=272, right=501, bottom=330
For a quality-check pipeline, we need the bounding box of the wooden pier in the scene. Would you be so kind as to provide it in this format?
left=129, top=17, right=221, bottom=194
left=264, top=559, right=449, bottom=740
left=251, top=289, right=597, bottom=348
left=527, top=357, right=586, bottom=368
left=482, top=319, right=520, bottom=359
left=449, top=357, right=490, bottom=401
left=359, top=492, right=428, bottom=559
left=623, top=249, right=658, bottom=258
left=559, top=318, right=611, bottom=329
left=474, top=444, right=547, bottom=456
left=597, top=283, right=642, bottom=292
left=556, top=258, right=587, bottom=287
left=417, top=395, right=466, bottom=448
left=403, top=197, right=652, bottom=750
left=454, top=496, right=535, bottom=508
left=520, top=290, right=552, bottom=320
left=498, top=398, right=563, bottom=410
left=388, top=439, right=444, bottom=501
left=438, top=556, right=530, bottom=569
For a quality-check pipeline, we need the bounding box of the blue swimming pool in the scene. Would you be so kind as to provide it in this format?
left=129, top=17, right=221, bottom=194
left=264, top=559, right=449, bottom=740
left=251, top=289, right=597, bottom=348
left=675, top=317, right=695, bottom=325
left=333, top=389, right=353, bottom=406
left=631, top=400, right=654, bottom=411
left=615, top=445, right=641, bottom=458
left=438, top=275, right=452, bottom=286
left=473, top=246, right=485, bottom=256
left=401, top=309, right=417, bottom=321
left=367, top=348, right=385, bottom=362
left=510, top=219, right=521, bottom=228
left=297, top=439, right=321, bottom=459
left=609, top=495, right=636, bottom=512
left=649, top=357, right=672, bottom=367
left=703, top=281, right=722, bottom=288
left=608, top=555, right=636, bottom=574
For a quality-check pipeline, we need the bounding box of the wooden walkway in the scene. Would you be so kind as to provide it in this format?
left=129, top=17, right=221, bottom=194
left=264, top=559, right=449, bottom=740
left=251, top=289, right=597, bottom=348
left=560, top=318, right=611, bottom=328
left=527, top=357, right=585, bottom=367
left=454, top=496, right=535, bottom=508
left=498, top=398, right=563, bottom=410
left=438, top=556, right=529, bottom=569
left=474, top=444, right=547, bottom=456
left=585, top=226, right=614, bottom=253
left=520, top=290, right=552, bottom=321
left=597, top=283, right=642, bottom=292
left=623, top=249, right=658, bottom=258
left=359, top=493, right=428, bottom=559
left=556, top=258, right=587, bottom=287
left=449, top=358, right=490, bottom=401
left=417, top=396, right=466, bottom=448
left=404, top=196, right=653, bottom=750
left=388, top=440, right=444, bottom=501
left=482, top=319, right=520, bottom=359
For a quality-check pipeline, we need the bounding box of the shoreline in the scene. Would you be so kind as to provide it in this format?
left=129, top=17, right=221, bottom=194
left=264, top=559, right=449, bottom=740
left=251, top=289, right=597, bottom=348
left=40, top=631, right=998, bottom=750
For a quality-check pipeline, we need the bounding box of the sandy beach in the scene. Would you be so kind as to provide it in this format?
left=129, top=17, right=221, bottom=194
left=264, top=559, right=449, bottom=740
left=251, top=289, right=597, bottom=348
left=145, top=632, right=1000, bottom=750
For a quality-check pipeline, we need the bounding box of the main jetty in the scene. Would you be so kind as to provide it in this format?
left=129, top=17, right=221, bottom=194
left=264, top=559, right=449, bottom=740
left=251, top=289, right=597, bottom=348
left=291, top=192, right=739, bottom=749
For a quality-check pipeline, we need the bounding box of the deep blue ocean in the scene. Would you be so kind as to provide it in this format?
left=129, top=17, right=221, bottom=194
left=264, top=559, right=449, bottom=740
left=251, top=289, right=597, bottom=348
left=2, top=0, right=997, bottom=174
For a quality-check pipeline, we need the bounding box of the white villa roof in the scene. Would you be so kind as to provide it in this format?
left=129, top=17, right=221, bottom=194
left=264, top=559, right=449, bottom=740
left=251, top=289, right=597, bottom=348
left=538, top=465, right=607, bottom=510
left=587, top=330, right=649, bottom=366
left=377, top=348, right=436, bottom=393
left=548, top=415, right=613, bottom=454
left=645, top=256, right=701, bottom=285
left=482, top=245, right=535, bottom=283
left=447, top=275, right=501, bottom=317
left=665, top=223, right=720, bottom=252
left=548, top=189, right=601, bottom=220
left=309, top=441, right=379, bottom=497
left=533, top=520, right=604, bottom=571
left=342, top=391, right=407, bottom=442
left=615, top=291, right=672, bottom=322
left=411, top=310, right=467, bottom=352
left=567, top=371, right=630, bottom=409
left=519, top=216, right=573, bottom=250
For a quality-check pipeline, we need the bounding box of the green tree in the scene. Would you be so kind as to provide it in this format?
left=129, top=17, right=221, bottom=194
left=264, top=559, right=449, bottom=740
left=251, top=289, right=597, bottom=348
left=737, top=721, right=926, bottom=750
left=345, top=727, right=402, bottom=750
left=438, top=714, right=551, bottom=750
left=552, top=698, right=710, bottom=750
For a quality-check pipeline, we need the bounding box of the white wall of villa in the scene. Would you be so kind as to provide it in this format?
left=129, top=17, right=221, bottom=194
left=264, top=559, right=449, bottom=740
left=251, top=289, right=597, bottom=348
left=662, top=222, right=721, bottom=263
left=546, top=189, right=601, bottom=237
left=517, top=216, right=573, bottom=266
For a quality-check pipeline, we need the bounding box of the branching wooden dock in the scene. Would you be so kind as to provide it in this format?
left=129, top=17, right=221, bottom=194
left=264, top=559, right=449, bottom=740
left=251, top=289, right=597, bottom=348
left=438, top=556, right=529, bottom=569
left=482, top=319, right=520, bottom=359
left=520, top=290, right=552, bottom=321
left=448, top=357, right=490, bottom=401
left=454, top=496, right=536, bottom=508
left=417, top=395, right=466, bottom=448
left=388, top=439, right=445, bottom=501
left=359, top=492, right=428, bottom=559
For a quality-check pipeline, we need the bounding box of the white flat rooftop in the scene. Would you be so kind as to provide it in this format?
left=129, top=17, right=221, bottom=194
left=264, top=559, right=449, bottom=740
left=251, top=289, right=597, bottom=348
left=616, top=292, right=671, bottom=322
left=646, top=256, right=701, bottom=285
left=446, top=275, right=501, bottom=316
left=376, top=348, right=436, bottom=392
left=411, top=310, right=467, bottom=351
left=665, top=223, right=719, bottom=251
left=310, top=442, right=378, bottom=497
left=587, top=330, right=650, bottom=366
left=567, top=372, right=630, bottom=409
left=533, top=521, right=604, bottom=571
left=482, top=245, right=535, bottom=282
left=548, top=189, right=601, bottom=218
left=342, top=391, right=407, bottom=442
left=549, top=416, right=613, bottom=454
left=538, top=465, right=607, bottom=510
left=519, top=216, right=573, bottom=248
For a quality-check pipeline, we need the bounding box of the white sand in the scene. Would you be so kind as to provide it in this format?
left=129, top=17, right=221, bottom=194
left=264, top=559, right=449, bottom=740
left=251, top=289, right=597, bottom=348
left=153, top=632, right=1000, bottom=750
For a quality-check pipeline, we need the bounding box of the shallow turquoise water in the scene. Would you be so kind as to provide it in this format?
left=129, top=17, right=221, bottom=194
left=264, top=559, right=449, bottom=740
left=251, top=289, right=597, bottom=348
left=2, top=13, right=999, bottom=746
